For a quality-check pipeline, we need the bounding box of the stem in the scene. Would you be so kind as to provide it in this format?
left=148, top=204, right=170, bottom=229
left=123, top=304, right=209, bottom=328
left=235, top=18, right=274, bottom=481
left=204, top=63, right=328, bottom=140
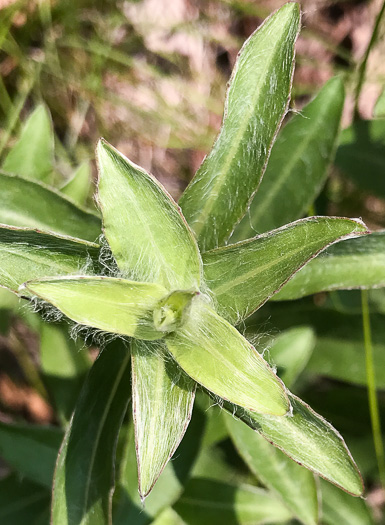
left=354, top=0, right=385, bottom=118
left=361, top=289, right=385, bottom=488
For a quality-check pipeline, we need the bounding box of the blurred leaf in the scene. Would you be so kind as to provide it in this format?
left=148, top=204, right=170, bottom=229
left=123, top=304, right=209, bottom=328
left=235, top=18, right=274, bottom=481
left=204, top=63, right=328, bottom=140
left=224, top=392, right=363, bottom=496
left=203, top=217, right=368, bottom=324
left=374, top=86, right=385, bottom=118
left=166, top=299, right=289, bottom=415
left=132, top=339, right=195, bottom=498
left=0, top=475, right=50, bottom=525
left=61, top=162, right=92, bottom=206
left=23, top=276, right=168, bottom=340
left=179, top=3, right=300, bottom=251
left=114, top=408, right=206, bottom=525
left=52, top=341, right=131, bottom=525
left=173, top=478, right=293, bottom=525
left=150, top=508, right=186, bottom=525
left=274, top=232, right=385, bottom=300
left=268, top=326, right=315, bottom=387
left=0, top=225, right=99, bottom=293
left=335, top=119, right=385, bottom=197
left=234, top=76, right=345, bottom=239
left=320, top=479, right=373, bottom=525
left=226, top=413, right=318, bottom=525
left=40, top=322, right=91, bottom=424
left=0, top=172, right=101, bottom=241
left=2, top=105, right=54, bottom=183
left=0, top=422, right=62, bottom=488
left=96, top=139, right=201, bottom=289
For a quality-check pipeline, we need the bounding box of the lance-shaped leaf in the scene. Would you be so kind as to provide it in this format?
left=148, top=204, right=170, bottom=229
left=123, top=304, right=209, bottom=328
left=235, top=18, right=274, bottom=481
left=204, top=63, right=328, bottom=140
left=21, top=276, right=169, bottom=340
left=132, top=339, right=196, bottom=498
left=274, top=232, right=385, bottom=301
left=52, top=342, right=131, bottom=525
left=0, top=225, right=99, bottom=293
left=179, top=3, right=300, bottom=251
left=0, top=422, right=63, bottom=489
left=61, top=162, right=92, bottom=206
left=226, top=414, right=319, bottom=525
left=0, top=172, right=101, bottom=241
left=0, top=475, right=50, bottom=525
left=224, top=393, right=363, bottom=496
left=173, top=478, right=293, bottom=525
left=233, top=76, right=345, bottom=240
left=97, top=139, right=201, bottom=289
left=166, top=298, right=289, bottom=415
left=2, top=105, right=54, bottom=183
left=203, top=217, right=368, bottom=324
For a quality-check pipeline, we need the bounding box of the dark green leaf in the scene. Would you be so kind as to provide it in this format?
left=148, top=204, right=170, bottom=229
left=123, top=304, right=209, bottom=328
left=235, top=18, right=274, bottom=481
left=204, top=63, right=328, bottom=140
left=52, top=341, right=131, bottom=525
left=0, top=475, right=50, bottom=525
left=179, top=3, right=300, bottom=251
left=233, top=76, right=345, bottom=239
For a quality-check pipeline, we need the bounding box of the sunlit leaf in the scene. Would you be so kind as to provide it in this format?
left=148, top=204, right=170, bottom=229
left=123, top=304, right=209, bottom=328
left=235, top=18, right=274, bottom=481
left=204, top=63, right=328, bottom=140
left=226, top=413, right=319, bottom=525
left=203, top=216, right=368, bottom=324
left=96, top=139, right=201, bottom=289
left=166, top=298, right=289, bottom=415
left=22, top=276, right=169, bottom=340
left=226, top=392, right=363, bottom=496
left=0, top=172, right=101, bottom=241
left=0, top=422, right=62, bottom=488
left=2, top=105, right=54, bottom=183
left=179, top=3, right=300, bottom=251
left=61, top=162, right=92, bottom=206
left=274, top=232, right=385, bottom=301
left=374, top=86, right=385, bottom=118
left=233, top=76, right=345, bottom=239
left=132, top=339, right=196, bottom=498
left=52, top=342, right=131, bottom=525
left=0, top=225, right=99, bottom=293
left=173, top=478, right=293, bottom=525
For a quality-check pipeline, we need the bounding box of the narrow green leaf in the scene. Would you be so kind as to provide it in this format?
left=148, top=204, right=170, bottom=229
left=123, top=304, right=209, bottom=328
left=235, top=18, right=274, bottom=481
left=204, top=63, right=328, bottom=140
left=233, top=76, right=345, bottom=239
left=226, top=413, right=319, bottom=525
left=96, top=139, right=201, bottom=289
left=166, top=298, right=289, bottom=415
left=0, top=225, right=99, bottom=293
left=203, top=216, right=368, bottom=324
left=0, top=172, right=101, bottom=241
left=227, top=392, right=363, bottom=496
left=268, top=326, right=315, bottom=387
left=0, top=422, right=62, bottom=488
left=52, top=342, right=131, bottom=525
left=2, top=105, right=54, bottom=183
left=173, top=478, right=293, bottom=525
left=22, top=276, right=168, bottom=340
left=40, top=322, right=91, bottom=424
left=132, top=339, right=196, bottom=498
left=274, top=232, right=385, bottom=301
left=179, top=3, right=300, bottom=251
left=61, top=162, right=92, bottom=206
left=335, top=119, right=385, bottom=197
left=0, top=475, right=50, bottom=525
left=320, top=479, right=373, bottom=525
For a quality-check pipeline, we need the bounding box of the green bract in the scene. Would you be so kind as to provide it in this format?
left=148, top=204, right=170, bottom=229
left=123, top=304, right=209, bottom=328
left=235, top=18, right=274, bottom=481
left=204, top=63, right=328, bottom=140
left=2, top=3, right=382, bottom=523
